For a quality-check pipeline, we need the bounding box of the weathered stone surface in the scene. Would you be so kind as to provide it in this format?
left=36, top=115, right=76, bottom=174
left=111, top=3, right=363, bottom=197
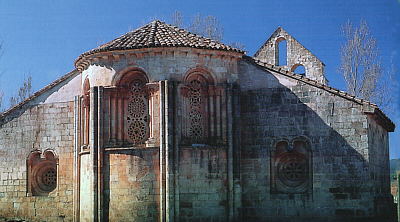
left=239, top=59, right=393, bottom=221
left=254, top=27, right=327, bottom=84
left=0, top=21, right=394, bottom=222
left=0, top=102, right=74, bottom=222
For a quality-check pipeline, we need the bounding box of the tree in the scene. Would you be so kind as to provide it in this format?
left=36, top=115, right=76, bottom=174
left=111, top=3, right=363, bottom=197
left=9, top=75, right=32, bottom=107
left=170, top=11, right=223, bottom=42
left=171, top=11, right=183, bottom=28
left=188, top=14, right=223, bottom=41
left=170, top=11, right=245, bottom=51
left=339, top=20, right=395, bottom=113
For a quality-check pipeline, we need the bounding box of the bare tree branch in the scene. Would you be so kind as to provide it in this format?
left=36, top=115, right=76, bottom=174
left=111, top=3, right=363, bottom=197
left=230, top=42, right=246, bottom=51
left=171, top=10, right=183, bottom=28
left=170, top=11, right=244, bottom=49
left=188, top=13, right=223, bottom=41
left=339, top=19, right=396, bottom=114
left=9, top=75, right=32, bottom=107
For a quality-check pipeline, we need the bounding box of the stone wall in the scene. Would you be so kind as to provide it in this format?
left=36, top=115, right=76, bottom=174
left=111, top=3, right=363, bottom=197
left=178, top=147, right=228, bottom=221
left=367, top=116, right=394, bottom=217
left=238, top=60, right=392, bottom=221
left=0, top=102, right=74, bottom=222
left=254, top=28, right=326, bottom=84
left=0, top=45, right=393, bottom=222
left=104, top=148, right=160, bottom=221
left=81, top=47, right=241, bottom=89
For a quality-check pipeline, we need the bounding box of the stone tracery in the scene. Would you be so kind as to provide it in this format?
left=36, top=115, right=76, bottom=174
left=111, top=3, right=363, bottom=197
left=272, top=139, right=311, bottom=193
left=187, top=79, right=206, bottom=140
left=126, top=78, right=149, bottom=144
left=27, top=150, right=58, bottom=196
left=182, top=71, right=213, bottom=144
left=277, top=152, right=307, bottom=187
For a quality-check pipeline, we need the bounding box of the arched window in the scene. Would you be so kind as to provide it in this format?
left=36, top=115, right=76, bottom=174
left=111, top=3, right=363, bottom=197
left=82, top=79, right=90, bottom=148
left=182, top=71, right=214, bottom=144
left=275, top=37, right=287, bottom=66
left=117, top=71, right=150, bottom=145
left=126, top=77, right=149, bottom=144
left=27, top=150, right=58, bottom=196
left=272, top=138, right=311, bottom=193
left=291, top=64, right=306, bottom=75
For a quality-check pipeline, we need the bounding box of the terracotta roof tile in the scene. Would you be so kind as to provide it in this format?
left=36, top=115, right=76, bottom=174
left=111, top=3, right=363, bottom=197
left=75, top=20, right=243, bottom=66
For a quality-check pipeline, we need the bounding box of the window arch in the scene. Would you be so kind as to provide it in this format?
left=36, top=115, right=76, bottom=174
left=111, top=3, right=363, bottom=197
left=275, top=37, right=287, bottom=66
left=272, top=138, right=311, bottom=193
left=291, top=64, right=306, bottom=75
left=182, top=70, right=214, bottom=144
left=82, top=78, right=90, bottom=148
left=117, top=71, right=150, bottom=145
left=27, top=150, right=58, bottom=196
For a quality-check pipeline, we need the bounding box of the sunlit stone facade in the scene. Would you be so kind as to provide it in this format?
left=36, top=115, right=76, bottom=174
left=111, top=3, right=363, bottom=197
left=0, top=21, right=395, bottom=222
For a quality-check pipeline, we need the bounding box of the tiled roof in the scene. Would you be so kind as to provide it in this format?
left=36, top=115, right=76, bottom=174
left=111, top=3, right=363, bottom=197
left=75, top=20, right=243, bottom=66
left=244, top=56, right=395, bottom=132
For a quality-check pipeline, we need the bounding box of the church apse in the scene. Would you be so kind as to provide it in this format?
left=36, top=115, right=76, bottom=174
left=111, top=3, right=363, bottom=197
left=73, top=42, right=242, bottom=221
left=0, top=20, right=394, bottom=222
left=75, top=68, right=161, bottom=221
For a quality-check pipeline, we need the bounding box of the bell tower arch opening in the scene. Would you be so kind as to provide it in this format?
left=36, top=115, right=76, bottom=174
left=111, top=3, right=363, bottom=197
left=275, top=37, right=287, bottom=66
left=291, top=64, right=306, bottom=75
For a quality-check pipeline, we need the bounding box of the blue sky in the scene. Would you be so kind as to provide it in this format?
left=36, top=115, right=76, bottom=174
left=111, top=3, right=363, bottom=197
left=0, top=0, right=399, bottom=157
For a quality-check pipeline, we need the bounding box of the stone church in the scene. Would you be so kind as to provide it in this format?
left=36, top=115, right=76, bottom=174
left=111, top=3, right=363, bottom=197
left=0, top=20, right=396, bottom=222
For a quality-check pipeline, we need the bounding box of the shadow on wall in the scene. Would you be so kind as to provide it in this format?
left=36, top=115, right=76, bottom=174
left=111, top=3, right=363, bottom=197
left=238, top=60, right=394, bottom=221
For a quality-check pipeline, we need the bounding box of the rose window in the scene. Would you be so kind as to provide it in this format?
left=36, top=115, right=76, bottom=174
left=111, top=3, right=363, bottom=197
left=128, top=97, right=146, bottom=118
left=32, top=164, right=57, bottom=195
left=27, top=150, right=58, bottom=196
left=277, top=153, right=307, bottom=187
left=42, top=168, right=57, bottom=187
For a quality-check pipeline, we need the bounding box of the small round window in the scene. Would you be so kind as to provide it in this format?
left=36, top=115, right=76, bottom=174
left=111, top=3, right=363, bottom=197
left=28, top=150, right=58, bottom=196
left=277, top=153, right=307, bottom=187
left=30, top=161, right=57, bottom=196
left=38, top=166, right=57, bottom=191
left=272, top=139, right=311, bottom=193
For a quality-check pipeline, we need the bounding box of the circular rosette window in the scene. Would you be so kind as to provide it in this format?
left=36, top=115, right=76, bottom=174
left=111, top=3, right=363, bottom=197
left=127, top=120, right=148, bottom=144
left=32, top=161, right=57, bottom=195
left=276, top=152, right=308, bottom=188
left=189, top=109, right=204, bottom=140
left=127, top=97, right=147, bottom=118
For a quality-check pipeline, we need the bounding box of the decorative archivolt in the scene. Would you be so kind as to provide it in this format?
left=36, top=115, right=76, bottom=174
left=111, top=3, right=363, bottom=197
left=181, top=70, right=215, bottom=144
left=80, top=69, right=155, bottom=148
left=125, top=76, right=150, bottom=144
left=81, top=79, right=90, bottom=147
left=272, top=137, right=312, bottom=194
left=27, top=149, right=58, bottom=196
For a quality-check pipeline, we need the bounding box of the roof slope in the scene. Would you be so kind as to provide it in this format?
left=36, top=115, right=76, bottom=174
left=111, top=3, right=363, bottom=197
left=244, top=56, right=395, bottom=132
left=0, top=69, right=78, bottom=124
left=75, top=20, right=243, bottom=66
